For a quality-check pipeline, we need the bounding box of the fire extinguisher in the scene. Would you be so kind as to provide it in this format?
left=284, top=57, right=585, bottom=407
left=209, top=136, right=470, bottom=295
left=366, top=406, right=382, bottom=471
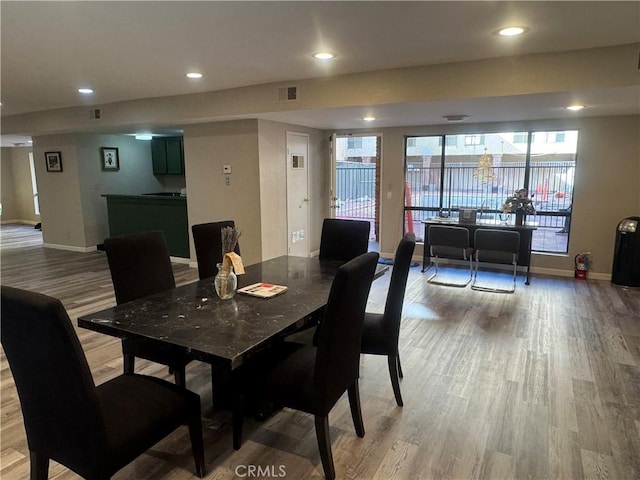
left=574, top=252, right=591, bottom=280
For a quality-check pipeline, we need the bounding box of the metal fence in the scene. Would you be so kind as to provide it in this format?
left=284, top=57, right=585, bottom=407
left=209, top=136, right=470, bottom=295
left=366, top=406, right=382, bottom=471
left=335, top=162, right=376, bottom=223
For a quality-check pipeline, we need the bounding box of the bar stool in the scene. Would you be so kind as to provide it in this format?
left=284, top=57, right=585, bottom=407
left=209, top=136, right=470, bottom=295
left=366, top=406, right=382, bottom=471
left=427, top=225, right=474, bottom=287
left=471, top=229, right=521, bottom=293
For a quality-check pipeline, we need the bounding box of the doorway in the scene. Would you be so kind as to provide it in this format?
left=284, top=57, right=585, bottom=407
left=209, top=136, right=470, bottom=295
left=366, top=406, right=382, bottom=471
left=286, top=132, right=310, bottom=257
left=330, top=134, right=381, bottom=247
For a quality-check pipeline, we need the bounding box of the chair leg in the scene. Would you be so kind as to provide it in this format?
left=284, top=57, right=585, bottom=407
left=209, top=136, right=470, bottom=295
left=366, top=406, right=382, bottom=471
left=347, top=380, right=365, bottom=437
left=397, top=355, right=404, bottom=379
left=314, top=415, right=336, bottom=480
left=187, top=408, right=206, bottom=478
left=387, top=355, right=404, bottom=407
left=29, top=451, right=49, bottom=480
left=123, top=353, right=135, bottom=374
left=173, top=365, right=187, bottom=388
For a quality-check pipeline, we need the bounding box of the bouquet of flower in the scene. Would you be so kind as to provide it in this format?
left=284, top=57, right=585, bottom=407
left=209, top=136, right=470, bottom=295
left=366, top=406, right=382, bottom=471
left=502, top=188, right=536, bottom=214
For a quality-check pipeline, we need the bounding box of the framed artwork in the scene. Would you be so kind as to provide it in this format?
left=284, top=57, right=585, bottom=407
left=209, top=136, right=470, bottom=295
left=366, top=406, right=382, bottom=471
left=45, top=151, right=63, bottom=172
left=101, top=147, right=119, bottom=171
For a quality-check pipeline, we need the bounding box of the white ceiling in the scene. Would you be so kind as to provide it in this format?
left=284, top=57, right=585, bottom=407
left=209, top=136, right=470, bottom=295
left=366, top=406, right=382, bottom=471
left=1, top=1, right=639, bottom=146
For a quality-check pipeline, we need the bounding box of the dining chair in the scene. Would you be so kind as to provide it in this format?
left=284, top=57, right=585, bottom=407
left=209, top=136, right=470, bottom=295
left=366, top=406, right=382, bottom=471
left=471, top=229, right=521, bottom=293
left=0, top=286, right=206, bottom=480
left=258, top=252, right=379, bottom=480
left=192, top=220, right=240, bottom=280
left=318, top=218, right=370, bottom=261
left=104, top=231, right=191, bottom=386
left=361, top=232, right=416, bottom=406
left=427, top=225, right=474, bottom=287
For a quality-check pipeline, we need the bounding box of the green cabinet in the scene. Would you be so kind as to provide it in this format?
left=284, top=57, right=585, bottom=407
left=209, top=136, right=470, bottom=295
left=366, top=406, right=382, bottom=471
left=151, top=136, right=184, bottom=175
left=103, top=195, right=189, bottom=258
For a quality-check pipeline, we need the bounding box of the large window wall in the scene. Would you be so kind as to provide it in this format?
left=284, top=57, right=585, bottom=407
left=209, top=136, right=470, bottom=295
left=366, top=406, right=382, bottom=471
left=404, top=130, right=579, bottom=253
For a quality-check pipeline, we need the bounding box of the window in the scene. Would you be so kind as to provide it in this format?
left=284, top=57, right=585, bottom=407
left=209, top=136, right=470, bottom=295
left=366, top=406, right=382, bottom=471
left=29, top=152, right=40, bottom=216
left=406, top=137, right=417, bottom=148
left=464, top=134, right=485, bottom=146
left=513, top=133, right=527, bottom=144
left=347, top=137, right=363, bottom=149
left=404, top=130, right=579, bottom=253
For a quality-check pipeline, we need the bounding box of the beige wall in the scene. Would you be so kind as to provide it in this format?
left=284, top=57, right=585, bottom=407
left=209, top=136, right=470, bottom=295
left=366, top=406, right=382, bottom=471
left=4, top=44, right=638, bottom=138
left=184, top=120, right=263, bottom=266
left=257, top=120, right=329, bottom=260
left=184, top=119, right=328, bottom=266
left=32, top=133, right=166, bottom=249
left=362, top=114, right=639, bottom=276
left=1, top=147, right=40, bottom=223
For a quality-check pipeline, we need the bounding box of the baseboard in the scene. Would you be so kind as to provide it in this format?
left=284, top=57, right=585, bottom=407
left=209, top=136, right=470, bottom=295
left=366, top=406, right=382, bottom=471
left=170, top=256, right=190, bottom=265
left=43, top=243, right=97, bottom=253
left=420, top=257, right=612, bottom=281
left=1, top=219, right=39, bottom=225
left=530, top=266, right=611, bottom=281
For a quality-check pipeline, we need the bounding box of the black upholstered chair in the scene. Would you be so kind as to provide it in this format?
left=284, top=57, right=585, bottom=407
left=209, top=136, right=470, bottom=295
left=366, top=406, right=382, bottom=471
left=104, top=231, right=191, bottom=386
left=260, top=252, right=379, bottom=480
left=471, top=229, right=521, bottom=293
left=427, top=225, right=474, bottom=287
left=192, top=220, right=240, bottom=280
left=0, top=286, right=206, bottom=479
left=361, top=233, right=416, bottom=406
left=318, top=218, right=370, bottom=261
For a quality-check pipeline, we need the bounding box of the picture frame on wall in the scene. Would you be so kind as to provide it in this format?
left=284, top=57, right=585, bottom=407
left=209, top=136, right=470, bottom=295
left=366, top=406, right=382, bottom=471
left=45, top=151, right=63, bottom=172
left=101, top=147, right=119, bottom=171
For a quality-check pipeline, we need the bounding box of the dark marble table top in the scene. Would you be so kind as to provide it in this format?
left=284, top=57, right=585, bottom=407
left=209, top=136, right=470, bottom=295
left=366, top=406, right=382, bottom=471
left=79, top=256, right=385, bottom=370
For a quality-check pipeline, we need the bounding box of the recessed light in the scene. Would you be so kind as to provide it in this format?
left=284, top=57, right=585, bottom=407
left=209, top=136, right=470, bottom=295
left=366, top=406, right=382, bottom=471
left=498, top=26, right=526, bottom=37
left=135, top=134, right=153, bottom=141
left=78, top=88, right=94, bottom=94
left=362, top=116, right=376, bottom=122
left=566, top=105, right=585, bottom=111
left=186, top=72, right=203, bottom=79
left=313, top=52, right=335, bottom=60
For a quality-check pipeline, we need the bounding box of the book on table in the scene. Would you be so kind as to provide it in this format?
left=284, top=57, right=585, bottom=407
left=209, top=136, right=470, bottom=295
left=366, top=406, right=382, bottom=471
left=237, top=282, right=288, bottom=298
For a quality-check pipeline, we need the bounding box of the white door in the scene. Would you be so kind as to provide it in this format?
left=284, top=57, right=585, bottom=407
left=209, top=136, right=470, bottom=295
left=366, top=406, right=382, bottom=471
left=286, top=132, right=310, bottom=257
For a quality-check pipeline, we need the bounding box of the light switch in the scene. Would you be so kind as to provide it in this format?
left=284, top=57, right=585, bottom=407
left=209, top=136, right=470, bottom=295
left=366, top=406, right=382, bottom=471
left=223, top=165, right=232, bottom=174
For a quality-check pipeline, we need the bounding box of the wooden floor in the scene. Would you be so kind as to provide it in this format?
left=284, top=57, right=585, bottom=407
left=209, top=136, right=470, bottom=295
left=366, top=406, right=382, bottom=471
left=1, top=223, right=639, bottom=480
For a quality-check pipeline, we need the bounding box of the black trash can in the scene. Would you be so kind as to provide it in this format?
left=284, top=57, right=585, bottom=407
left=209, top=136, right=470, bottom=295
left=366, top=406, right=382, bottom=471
left=611, top=216, right=640, bottom=288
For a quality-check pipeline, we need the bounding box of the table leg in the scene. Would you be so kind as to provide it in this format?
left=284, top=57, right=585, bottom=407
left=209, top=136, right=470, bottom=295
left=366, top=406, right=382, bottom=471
left=232, top=393, right=244, bottom=450
left=525, top=231, right=533, bottom=285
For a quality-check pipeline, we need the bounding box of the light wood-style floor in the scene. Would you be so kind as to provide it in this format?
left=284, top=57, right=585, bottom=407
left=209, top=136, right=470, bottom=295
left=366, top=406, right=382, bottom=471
left=1, top=223, right=639, bottom=480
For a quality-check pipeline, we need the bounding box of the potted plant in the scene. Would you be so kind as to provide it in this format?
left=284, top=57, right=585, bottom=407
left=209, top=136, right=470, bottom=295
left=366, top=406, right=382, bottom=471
left=502, top=188, right=536, bottom=225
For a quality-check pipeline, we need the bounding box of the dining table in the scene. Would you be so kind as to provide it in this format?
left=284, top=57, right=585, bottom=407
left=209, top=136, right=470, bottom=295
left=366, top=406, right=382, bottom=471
left=78, top=255, right=387, bottom=449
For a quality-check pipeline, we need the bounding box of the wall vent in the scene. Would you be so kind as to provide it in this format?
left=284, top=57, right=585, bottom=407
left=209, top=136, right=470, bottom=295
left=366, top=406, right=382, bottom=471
left=277, top=85, right=298, bottom=103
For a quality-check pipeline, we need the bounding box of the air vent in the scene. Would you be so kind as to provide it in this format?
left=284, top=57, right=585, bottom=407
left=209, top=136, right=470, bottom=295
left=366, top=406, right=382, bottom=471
left=277, top=85, right=298, bottom=103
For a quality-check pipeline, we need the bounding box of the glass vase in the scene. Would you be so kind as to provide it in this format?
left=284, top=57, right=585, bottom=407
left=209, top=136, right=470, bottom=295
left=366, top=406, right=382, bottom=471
left=214, top=263, right=237, bottom=300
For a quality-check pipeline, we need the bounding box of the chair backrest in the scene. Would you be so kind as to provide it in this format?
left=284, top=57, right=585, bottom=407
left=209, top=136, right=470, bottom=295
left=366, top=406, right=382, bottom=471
left=0, top=286, right=108, bottom=472
left=474, top=229, right=521, bottom=263
left=383, top=233, right=416, bottom=343
left=104, top=231, right=176, bottom=304
left=429, top=225, right=471, bottom=259
left=314, top=252, right=379, bottom=411
left=318, top=218, right=370, bottom=261
left=429, top=225, right=469, bottom=249
left=191, top=220, right=240, bottom=280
